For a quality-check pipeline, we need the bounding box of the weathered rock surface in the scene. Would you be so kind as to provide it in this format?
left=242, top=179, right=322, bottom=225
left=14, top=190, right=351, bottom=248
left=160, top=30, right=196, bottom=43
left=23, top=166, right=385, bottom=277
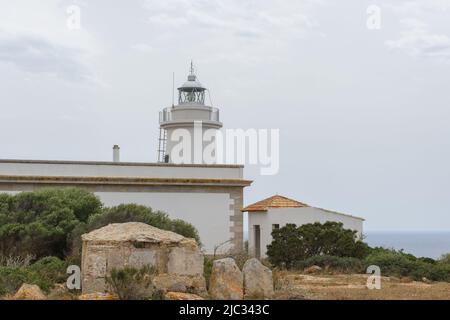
left=78, top=293, right=118, bottom=300
left=81, top=222, right=204, bottom=294
left=164, top=292, right=204, bottom=300
left=153, top=273, right=207, bottom=296
left=209, top=258, right=243, bottom=300
left=13, top=284, right=46, bottom=300
left=304, top=265, right=322, bottom=274
left=243, top=258, right=274, bottom=299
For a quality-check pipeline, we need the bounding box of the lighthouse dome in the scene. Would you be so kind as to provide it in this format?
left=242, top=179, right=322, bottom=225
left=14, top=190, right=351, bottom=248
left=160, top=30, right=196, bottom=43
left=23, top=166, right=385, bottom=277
left=179, top=75, right=205, bottom=91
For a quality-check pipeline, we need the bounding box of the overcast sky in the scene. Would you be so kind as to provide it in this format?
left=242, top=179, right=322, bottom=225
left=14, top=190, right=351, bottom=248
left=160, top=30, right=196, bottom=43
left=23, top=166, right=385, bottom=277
left=1, top=0, right=450, bottom=231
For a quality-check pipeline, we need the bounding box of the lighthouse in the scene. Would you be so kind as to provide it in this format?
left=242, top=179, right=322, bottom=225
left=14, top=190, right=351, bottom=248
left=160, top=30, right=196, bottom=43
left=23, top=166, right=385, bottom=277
left=158, top=63, right=223, bottom=164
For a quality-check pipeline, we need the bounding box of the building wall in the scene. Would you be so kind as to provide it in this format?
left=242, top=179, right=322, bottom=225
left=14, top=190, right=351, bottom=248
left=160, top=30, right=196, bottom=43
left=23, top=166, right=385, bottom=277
left=0, top=160, right=249, bottom=254
left=248, top=207, right=364, bottom=258
left=0, top=160, right=242, bottom=179
left=96, top=191, right=233, bottom=253
left=164, top=123, right=222, bottom=165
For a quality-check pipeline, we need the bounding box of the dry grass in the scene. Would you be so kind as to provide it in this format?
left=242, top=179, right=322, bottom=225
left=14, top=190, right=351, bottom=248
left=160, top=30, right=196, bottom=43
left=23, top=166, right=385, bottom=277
left=274, top=270, right=450, bottom=300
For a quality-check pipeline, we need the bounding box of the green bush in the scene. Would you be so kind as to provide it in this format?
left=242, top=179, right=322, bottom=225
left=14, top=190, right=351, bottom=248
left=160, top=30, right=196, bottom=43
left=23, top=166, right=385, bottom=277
left=438, top=253, right=450, bottom=265
left=267, top=222, right=369, bottom=268
left=203, top=256, right=213, bottom=289
left=106, top=266, right=161, bottom=300
left=364, top=248, right=418, bottom=278
left=0, top=189, right=201, bottom=262
left=425, top=264, right=450, bottom=282
left=0, top=256, right=67, bottom=295
left=27, top=256, right=68, bottom=286
left=0, top=266, right=31, bottom=296
left=363, top=248, right=450, bottom=282
left=0, top=188, right=102, bottom=259
left=294, top=255, right=365, bottom=273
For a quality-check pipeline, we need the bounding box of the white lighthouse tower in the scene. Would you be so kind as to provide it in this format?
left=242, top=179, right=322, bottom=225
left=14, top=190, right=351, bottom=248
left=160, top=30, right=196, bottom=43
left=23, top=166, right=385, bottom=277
left=158, top=63, right=223, bottom=164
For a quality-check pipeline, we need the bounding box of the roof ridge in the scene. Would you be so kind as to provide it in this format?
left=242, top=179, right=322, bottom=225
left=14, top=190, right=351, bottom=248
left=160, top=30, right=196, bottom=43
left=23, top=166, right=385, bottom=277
left=242, top=194, right=308, bottom=212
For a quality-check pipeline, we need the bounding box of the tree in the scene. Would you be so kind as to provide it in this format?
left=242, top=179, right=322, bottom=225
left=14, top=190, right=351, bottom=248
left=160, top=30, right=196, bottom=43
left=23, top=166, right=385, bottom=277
left=266, top=222, right=369, bottom=268
left=0, top=189, right=201, bottom=262
left=0, top=188, right=102, bottom=259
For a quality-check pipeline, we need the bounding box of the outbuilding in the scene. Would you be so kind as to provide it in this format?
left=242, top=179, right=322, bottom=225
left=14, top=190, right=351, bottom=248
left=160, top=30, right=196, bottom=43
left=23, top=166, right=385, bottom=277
left=243, top=195, right=364, bottom=259
left=81, top=222, right=205, bottom=294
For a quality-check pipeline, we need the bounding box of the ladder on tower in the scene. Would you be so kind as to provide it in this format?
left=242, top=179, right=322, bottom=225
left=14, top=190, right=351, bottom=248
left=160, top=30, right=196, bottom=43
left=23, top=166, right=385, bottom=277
left=157, top=128, right=168, bottom=163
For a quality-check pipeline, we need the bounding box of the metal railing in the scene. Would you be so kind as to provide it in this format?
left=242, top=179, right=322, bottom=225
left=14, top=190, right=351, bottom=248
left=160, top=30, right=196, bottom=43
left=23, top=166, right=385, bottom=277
left=159, top=107, right=220, bottom=123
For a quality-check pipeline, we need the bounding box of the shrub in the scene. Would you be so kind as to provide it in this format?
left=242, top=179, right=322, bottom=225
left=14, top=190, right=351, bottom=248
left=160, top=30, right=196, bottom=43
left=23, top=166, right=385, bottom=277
left=438, top=253, right=450, bottom=265
left=0, top=189, right=102, bottom=259
left=0, top=190, right=200, bottom=262
left=0, top=266, right=31, bottom=296
left=364, top=248, right=418, bottom=278
left=294, top=255, right=365, bottom=273
left=364, top=248, right=450, bottom=282
left=425, top=264, right=450, bottom=282
left=267, top=222, right=369, bottom=268
left=106, top=266, right=160, bottom=300
left=266, top=224, right=304, bottom=268
left=0, top=254, right=35, bottom=268
left=0, top=256, right=67, bottom=295
left=203, top=256, right=213, bottom=289
left=27, top=256, right=68, bottom=286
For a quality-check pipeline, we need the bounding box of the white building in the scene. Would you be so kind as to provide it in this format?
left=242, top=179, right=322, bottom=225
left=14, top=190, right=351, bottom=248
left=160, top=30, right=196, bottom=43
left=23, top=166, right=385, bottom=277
left=243, top=195, right=364, bottom=259
left=0, top=64, right=251, bottom=254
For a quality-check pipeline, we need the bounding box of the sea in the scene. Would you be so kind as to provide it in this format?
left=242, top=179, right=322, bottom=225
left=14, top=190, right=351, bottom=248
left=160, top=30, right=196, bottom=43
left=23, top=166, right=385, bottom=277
left=365, top=231, right=450, bottom=259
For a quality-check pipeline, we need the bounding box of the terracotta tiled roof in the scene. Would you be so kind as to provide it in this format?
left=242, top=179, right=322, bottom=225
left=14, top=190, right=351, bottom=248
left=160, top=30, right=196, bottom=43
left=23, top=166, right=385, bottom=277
left=242, top=195, right=308, bottom=212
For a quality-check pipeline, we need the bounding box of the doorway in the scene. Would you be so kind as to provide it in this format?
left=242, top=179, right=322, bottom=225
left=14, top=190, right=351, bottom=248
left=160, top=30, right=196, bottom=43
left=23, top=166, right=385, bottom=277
left=254, top=225, right=261, bottom=259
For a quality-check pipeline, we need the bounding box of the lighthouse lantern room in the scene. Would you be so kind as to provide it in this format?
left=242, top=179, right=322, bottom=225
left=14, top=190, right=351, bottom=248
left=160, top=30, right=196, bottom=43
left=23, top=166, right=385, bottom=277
left=158, top=62, right=223, bottom=164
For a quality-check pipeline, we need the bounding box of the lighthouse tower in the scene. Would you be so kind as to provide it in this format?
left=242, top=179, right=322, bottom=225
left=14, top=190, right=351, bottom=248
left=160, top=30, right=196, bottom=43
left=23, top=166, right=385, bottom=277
left=158, top=63, right=222, bottom=164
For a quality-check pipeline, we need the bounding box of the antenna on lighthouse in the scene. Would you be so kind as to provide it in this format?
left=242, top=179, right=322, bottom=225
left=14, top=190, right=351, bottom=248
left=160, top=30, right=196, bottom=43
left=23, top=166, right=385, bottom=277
left=190, top=60, right=194, bottom=75
left=172, top=72, right=175, bottom=107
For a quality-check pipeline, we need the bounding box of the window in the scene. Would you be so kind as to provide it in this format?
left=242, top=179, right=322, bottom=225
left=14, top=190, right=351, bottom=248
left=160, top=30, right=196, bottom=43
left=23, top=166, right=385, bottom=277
left=272, top=224, right=280, bottom=230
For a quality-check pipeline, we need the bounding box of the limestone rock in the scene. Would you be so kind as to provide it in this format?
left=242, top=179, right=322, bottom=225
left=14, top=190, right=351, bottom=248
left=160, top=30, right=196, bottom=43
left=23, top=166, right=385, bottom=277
left=243, top=258, right=274, bottom=299
left=47, top=284, right=76, bottom=300
left=81, top=222, right=186, bottom=244
left=14, top=284, right=46, bottom=300
left=78, top=293, right=118, bottom=300
left=164, top=292, right=204, bottom=300
left=81, top=222, right=204, bottom=294
left=304, top=265, right=322, bottom=274
left=153, top=273, right=207, bottom=296
left=209, top=258, right=243, bottom=300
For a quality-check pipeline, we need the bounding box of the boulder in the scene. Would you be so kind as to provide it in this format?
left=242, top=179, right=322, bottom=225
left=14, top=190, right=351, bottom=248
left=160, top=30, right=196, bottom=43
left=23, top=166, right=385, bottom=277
left=153, top=273, right=207, bottom=296
left=47, top=284, right=75, bottom=300
left=243, top=258, right=274, bottom=299
left=164, top=292, right=204, bottom=300
left=304, top=265, right=322, bottom=274
left=13, top=284, right=46, bottom=300
left=78, top=293, right=118, bottom=300
left=209, top=258, right=243, bottom=300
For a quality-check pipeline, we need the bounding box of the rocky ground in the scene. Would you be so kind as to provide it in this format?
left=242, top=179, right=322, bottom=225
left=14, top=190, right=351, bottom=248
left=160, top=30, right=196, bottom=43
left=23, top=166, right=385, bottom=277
left=274, top=271, right=450, bottom=300
left=4, top=272, right=450, bottom=300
